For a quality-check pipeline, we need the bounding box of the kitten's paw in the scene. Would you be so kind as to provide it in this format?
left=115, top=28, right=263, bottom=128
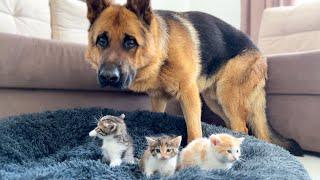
left=145, top=173, right=152, bottom=178
left=144, top=170, right=154, bottom=178
left=161, top=170, right=175, bottom=177
left=126, top=160, right=135, bottom=164
left=124, top=157, right=135, bottom=164
left=109, top=159, right=122, bottom=167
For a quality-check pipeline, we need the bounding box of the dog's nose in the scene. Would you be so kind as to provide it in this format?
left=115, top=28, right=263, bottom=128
left=98, top=65, right=120, bottom=87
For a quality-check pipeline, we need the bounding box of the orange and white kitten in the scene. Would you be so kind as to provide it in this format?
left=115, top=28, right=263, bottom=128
left=140, top=135, right=182, bottom=177
left=179, top=133, right=244, bottom=170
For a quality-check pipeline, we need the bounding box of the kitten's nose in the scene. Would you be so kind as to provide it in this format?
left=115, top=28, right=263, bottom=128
left=161, top=156, right=169, bottom=160
left=231, top=156, right=237, bottom=161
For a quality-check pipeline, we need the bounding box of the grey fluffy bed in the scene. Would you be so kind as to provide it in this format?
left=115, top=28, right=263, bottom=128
left=0, top=108, right=310, bottom=180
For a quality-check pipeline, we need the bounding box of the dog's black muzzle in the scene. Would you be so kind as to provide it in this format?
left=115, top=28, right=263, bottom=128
left=98, top=63, right=136, bottom=89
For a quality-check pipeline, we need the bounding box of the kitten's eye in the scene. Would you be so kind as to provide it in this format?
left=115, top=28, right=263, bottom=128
left=123, top=35, right=138, bottom=50
left=227, top=150, right=232, bottom=153
left=236, top=150, right=239, bottom=153
left=167, top=149, right=172, bottom=153
left=96, top=32, right=109, bottom=48
left=155, top=148, right=160, bottom=153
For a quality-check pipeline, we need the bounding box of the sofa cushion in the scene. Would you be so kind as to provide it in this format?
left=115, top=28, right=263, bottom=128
left=50, top=0, right=89, bottom=44
left=0, top=0, right=51, bottom=39
left=259, top=2, right=320, bottom=55
left=0, top=32, right=98, bottom=91
left=266, top=50, right=320, bottom=95
left=266, top=50, right=320, bottom=152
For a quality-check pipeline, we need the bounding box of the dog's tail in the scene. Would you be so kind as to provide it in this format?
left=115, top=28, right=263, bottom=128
left=250, top=116, right=304, bottom=156
left=268, top=125, right=304, bottom=156
left=248, top=82, right=303, bottom=156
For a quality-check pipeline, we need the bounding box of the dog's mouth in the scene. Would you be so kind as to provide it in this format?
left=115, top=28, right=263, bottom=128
left=119, top=70, right=136, bottom=89
left=97, top=64, right=136, bottom=89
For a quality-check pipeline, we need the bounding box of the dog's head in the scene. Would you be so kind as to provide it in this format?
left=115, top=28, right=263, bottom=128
left=85, top=0, right=156, bottom=89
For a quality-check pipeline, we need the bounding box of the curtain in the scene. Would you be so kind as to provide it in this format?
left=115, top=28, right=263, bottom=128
left=241, top=0, right=296, bottom=43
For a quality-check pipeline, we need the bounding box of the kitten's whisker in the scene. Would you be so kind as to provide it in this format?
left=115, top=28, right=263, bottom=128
left=91, top=116, right=100, bottom=124
left=98, top=112, right=104, bottom=120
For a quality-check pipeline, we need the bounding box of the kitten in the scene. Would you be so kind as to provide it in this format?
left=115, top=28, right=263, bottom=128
left=140, top=135, right=182, bottom=177
left=89, top=114, right=134, bottom=167
left=179, top=133, right=244, bottom=170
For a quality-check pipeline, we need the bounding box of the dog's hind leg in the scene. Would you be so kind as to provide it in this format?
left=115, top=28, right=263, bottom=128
left=216, top=83, right=249, bottom=134
left=213, top=50, right=267, bottom=135
left=201, top=87, right=230, bottom=128
left=247, top=81, right=271, bottom=142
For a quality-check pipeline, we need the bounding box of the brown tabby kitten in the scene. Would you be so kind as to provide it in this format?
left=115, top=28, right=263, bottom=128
left=140, top=135, right=182, bottom=177
left=89, top=114, right=134, bottom=167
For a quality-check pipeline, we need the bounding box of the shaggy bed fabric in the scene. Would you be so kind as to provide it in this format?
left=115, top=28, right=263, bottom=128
left=0, top=108, right=310, bottom=180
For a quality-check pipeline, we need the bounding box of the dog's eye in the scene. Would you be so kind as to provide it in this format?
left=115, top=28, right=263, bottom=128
left=123, top=35, right=138, bottom=50
left=96, top=32, right=109, bottom=48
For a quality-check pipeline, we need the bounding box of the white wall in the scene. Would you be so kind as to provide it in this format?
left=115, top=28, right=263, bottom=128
left=189, top=0, right=241, bottom=29
left=115, top=0, right=241, bottom=29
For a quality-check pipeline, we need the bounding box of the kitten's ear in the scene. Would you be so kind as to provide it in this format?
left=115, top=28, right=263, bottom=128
left=107, top=123, right=117, bottom=131
left=145, top=137, right=156, bottom=145
left=119, top=114, right=125, bottom=119
left=126, top=0, right=153, bottom=25
left=87, top=0, right=113, bottom=25
left=171, top=136, right=182, bottom=147
left=210, top=135, right=221, bottom=146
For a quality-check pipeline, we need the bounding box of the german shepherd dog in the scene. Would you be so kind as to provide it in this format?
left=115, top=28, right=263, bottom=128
left=85, top=0, right=303, bottom=155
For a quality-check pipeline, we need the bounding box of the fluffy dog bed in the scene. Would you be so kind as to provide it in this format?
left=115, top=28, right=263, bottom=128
left=0, top=108, right=310, bottom=180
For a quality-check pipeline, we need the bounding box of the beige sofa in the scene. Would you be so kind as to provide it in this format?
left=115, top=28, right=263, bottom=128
left=0, top=1, right=320, bottom=153
left=259, top=2, right=320, bottom=153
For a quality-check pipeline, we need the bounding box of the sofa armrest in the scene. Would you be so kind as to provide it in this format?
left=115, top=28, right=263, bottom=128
left=266, top=50, right=320, bottom=95
left=0, top=32, right=110, bottom=91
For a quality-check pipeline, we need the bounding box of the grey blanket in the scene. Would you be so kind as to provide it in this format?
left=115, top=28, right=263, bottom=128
left=0, top=108, right=310, bottom=180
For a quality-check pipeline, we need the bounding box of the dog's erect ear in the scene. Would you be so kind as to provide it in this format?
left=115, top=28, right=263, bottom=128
left=86, top=0, right=113, bottom=25
left=126, top=0, right=153, bottom=25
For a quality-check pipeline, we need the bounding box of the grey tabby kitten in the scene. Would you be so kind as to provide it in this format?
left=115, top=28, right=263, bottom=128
left=89, top=114, right=134, bottom=167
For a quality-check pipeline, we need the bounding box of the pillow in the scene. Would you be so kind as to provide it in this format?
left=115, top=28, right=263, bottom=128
left=258, top=2, right=320, bottom=55
left=50, top=0, right=89, bottom=44
left=0, top=0, right=51, bottom=39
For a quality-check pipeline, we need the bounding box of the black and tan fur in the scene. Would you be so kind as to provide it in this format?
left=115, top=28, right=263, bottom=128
left=85, top=0, right=303, bottom=156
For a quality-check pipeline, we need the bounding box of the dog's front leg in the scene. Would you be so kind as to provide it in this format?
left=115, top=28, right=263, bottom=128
left=151, top=97, right=167, bottom=112
left=179, top=82, right=202, bottom=142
